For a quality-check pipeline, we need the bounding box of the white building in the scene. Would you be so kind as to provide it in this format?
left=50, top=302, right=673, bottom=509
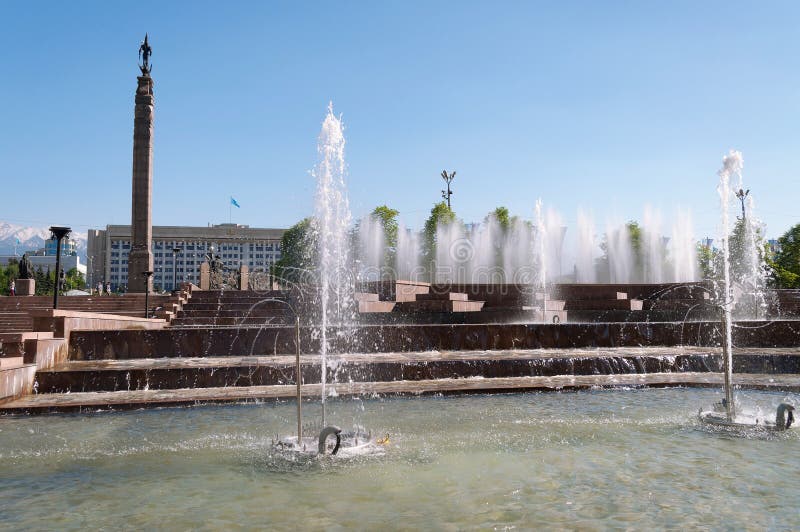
left=87, top=224, right=285, bottom=291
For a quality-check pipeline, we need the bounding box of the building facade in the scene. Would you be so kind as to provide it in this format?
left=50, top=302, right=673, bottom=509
left=87, top=224, right=285, bottom=291
left=43, top=238, right=79, bottom=257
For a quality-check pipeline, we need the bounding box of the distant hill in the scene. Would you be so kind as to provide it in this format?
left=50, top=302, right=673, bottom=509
left=0, top=221, right=87, bottom=260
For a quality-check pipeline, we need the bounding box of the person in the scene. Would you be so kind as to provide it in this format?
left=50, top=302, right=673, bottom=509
left=9, top=280, right=15, bottom=296
left=97, top=281, right=103, bottom=295
left=105, top=281, right=111, bottom=296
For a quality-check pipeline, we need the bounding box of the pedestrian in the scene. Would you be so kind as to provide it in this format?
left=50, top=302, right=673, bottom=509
left=105, top=281, right=111, bottom=295
left=9, top=279, right=15, bottom=296
left=97, top=281, right=103, bottom=295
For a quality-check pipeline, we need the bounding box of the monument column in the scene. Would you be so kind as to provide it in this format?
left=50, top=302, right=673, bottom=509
left=128, top=35, right=154, bottom=293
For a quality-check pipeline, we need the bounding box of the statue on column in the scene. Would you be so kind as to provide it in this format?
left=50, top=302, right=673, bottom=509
left=139, top=33, right=152, bottom=75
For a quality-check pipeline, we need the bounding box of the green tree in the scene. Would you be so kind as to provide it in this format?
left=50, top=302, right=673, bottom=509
left=422, top=201, right=457, bottom=281
left=696, top=242, right=719, bottom=280
left=370, top=205, right=399, bottom=273
left=488, top=206, right=511, bottom=231
left=597, top=221, right=645, bottom=282
left=0, top=260, right=20, bottom=295
left=34, top=266, right=49, bottom=295
left=271, top=218, right=318, bottom=285
left=64, top=268, right=85, bottom=291
left=728, top=217, right=765, bottom=283
left=768, top=223, right=800, bottom=288
left=484, top=207, right=521, bottom=278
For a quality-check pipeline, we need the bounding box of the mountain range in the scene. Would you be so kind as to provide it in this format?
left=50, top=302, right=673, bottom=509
left=0, top=221, right=88, bottom=260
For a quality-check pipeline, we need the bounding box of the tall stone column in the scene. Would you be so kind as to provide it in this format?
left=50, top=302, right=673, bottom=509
left=128, top=69, right=155, bottom=292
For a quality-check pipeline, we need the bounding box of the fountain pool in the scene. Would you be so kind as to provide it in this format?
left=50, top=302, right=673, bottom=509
left=2, top=388, right=799, bottom=529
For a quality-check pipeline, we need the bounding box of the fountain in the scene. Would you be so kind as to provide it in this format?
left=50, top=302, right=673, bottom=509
left=272, top=103, right=379, bottom=456
left=698, top=150, right=795, bottom=431
left=313, top=102, right=353, bottom=427
left=355, top=205, right=700, bottom=287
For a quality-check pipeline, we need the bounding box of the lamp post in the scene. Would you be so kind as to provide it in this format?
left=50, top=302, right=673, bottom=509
left=440, top=170, right=456, bottom=209
left=735, top=188, right=750, bottom=220
left=143, top=270, right=154, bottom=317
left=49, top=226, right=72, bottom=309
left=172, top=247, right=181, bottom=292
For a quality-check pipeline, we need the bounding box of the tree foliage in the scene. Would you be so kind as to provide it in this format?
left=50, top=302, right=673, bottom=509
left=421, top=201, right=458, bottom=281
left=0, top=261, right=84, bottom=295
left=370, top=205, right=399, bottom=272
left=768, top=223, right=800, bottom=288
left=271, top=218, right=317, bottom=285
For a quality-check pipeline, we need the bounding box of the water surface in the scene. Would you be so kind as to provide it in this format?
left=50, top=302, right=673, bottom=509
left=1, top=388, right=798, bottom=530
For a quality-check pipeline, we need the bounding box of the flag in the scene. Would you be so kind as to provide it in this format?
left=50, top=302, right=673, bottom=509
left=230, top=197, right=241, bottom=208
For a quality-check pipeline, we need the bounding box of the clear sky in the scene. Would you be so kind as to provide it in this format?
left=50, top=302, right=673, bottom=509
left=1, top=1, right=798, bottom=239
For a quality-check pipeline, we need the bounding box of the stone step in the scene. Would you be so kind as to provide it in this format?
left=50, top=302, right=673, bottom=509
left=564, top=299, right=643, bottom=311
left=6, top=371, right=800, bottom=414
left=0, top=356, right=24, bottom=368
left=68, top=319, right=800, bottom=361
left=525, top=299, right=566, bottom=311
left=357, top=301, right=396, bottom=313
left=30, top=347, right=731, bottom=393
left=170, top=316, right=294, bottom=326
left=177, top=309, right=291, bottom=318
left=394, top=300, right=485, bottom=313
left=416, top=292, right=469, bottom=301
left=180, top=302, right=291, bottom=311
left=554, top=286, right=629, bottom=300
left=353, top=292, right=380, bottom=302
left=187, top=291, right=289, bottom=301
left=0, top=363, right=36, bottom=404
left=641, top=299, right=719, bottom=311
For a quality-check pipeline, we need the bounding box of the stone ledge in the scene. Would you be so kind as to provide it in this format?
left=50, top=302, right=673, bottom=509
left=4, top=372, right=800, bottom=414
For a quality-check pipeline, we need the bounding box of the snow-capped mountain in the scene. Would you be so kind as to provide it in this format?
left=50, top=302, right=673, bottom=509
left=0, top=221, right=87, bottom=259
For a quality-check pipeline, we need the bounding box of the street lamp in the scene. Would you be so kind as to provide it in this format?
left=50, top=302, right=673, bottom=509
left=440, top=170, right=456, bottom=209
left=143, top=270, right=154, bottom=317
left=49, top=226, right=71, bottom=309
left=172, top=247, right=182, bottom=292
left=735, top=188, right=750, bottom=220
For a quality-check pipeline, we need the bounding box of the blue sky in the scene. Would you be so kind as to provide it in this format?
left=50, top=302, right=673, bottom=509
left=1, top=1, right=798, bottom=239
